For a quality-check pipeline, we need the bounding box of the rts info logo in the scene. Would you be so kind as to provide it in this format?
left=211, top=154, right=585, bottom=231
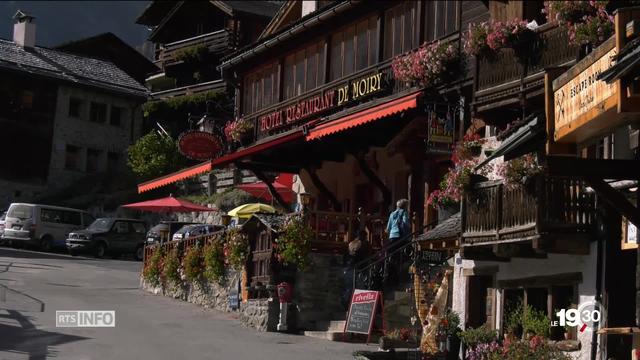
left=56, top=310, right=116, bottom=327
left=551, top=301, right=604, bottom=333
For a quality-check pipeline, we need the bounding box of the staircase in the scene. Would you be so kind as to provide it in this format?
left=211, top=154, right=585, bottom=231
left=302, top=222, right=438, bottom=342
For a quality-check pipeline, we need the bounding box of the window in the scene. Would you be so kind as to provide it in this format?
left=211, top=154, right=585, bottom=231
left=243, top=62, right=279, bottom=115
left=69, top=98, right=82, bottom=118
left=424, top=1, right=459, bottom=42
left=89, top=102, right=107, bottom=123
left=131, top=223, right=146, bottom=234
left=41, top=209, right=63, bottom=223
left=384, top=3, right=418, bottom=60
left=113, top=222, right=130, bottom=233
left=65, top=145, right=81, bottom=170
left=110, top=106, right=122, bottom=126
left=86, top=148, right=102, bottom=173
left=107, top=152, right=120, bottom=172
left=331, top=16, right=378, bottom=80
left=283, top=40, right=326, bottom=99
left=61, top=211, right=82, bottom=226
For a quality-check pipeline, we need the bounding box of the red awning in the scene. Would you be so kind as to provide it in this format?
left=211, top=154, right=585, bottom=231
left=305, top=91, right=421, bottom=141
left=137, top=131, right=303, bottom=193
left=138, top=161, right=212, bottom=193
left=122, top=196, right=217, bottom=213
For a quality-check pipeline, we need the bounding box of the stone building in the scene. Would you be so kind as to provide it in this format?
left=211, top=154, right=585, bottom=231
left=0, top=11, right=148, bottom=209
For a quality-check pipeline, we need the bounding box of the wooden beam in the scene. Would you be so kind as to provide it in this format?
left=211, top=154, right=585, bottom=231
left=587, top=178, right=640, bottom=228
left=492, top=242, right=547, bottom=259
left=497, top=272, right=582, bottom=288
left=352, top=152, right=392, bottom=212
left=306, top=167, right=342, bottom=212
left=235, top=160, right=300, bottom=174
left=248, top=168, right=289, bottom=210
left=460, top=245, right=510, bottom=262
left=546, top=156, right=640, bottom=179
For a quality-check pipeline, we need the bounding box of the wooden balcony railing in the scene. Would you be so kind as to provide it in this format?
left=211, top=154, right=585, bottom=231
left=149, top=79, right=227, bottom=100
left=462, top=176, right=595, bottom=246
left=475, top=23, right=580, bottom=96
left=158, top=29, right=236, bottom=69
left=305, top=210, right=387, bottom=252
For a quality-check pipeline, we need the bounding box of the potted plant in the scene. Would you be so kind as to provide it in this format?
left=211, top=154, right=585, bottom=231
left=487, top=19, right=536, bottom=55
left=544, top=1, right=613, bottom=48
left=224, top=118, right=254, bottom=147
left=461, top=133, right=484, bottom=157
left=497, top=153, right=543, bottom=193
left=274, top=215, right=312, bottom=270
left=224, top=228, right=249, bottom=271
left=463, top=22, right=492, bottom=58
left=392, top=41, right=464, bottom=88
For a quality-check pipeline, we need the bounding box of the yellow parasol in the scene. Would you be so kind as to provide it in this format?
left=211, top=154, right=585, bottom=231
left=227, top=203, right=277, bottom=219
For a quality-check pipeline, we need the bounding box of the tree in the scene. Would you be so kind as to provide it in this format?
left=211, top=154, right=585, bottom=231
left=127, top=131, right=186, bottom=181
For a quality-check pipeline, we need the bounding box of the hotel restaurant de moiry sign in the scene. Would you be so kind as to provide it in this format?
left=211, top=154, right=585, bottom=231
left=553, top=45, right=618, bottom=141
left=258, top=72, right=384, bottom=134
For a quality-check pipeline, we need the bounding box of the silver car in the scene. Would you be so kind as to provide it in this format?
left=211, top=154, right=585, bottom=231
left=172, top=224, right=222, bottom=241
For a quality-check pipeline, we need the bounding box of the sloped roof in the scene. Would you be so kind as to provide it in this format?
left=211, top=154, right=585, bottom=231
left=218, top=1, right=282, bottom=17
left=55, top=32, right=158, bottom=83
left=242, top=213, right=286, bottom=232
left=415, top=213, right=461, bottom=241
left=0, top=38, right=148, bottom=98
left=258, top=1, right=300, bottom=40
left=136, top=1, right=177, bottom=26
left=138, top=1, right=281, bottom=27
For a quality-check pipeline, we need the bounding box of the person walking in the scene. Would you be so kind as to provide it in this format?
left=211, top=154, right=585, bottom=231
left=386, top=199, right=410, bottom=252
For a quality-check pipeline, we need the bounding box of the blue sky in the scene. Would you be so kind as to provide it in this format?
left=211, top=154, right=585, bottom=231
left=0, top=1, right=151, bottom=48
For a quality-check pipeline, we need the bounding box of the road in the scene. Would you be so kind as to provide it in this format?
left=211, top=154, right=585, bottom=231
left=0, top=248, right=373, bottom=360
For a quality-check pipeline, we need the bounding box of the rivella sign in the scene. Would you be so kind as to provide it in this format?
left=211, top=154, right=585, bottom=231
left=258, top=72, right=385, bottom=134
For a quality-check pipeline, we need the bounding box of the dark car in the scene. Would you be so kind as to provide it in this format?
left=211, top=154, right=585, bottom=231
left=66, top=218, right=147, bottom=260
left=172, top=224, right=223, bottom=241
left=146, top=221, right=194, bottom=245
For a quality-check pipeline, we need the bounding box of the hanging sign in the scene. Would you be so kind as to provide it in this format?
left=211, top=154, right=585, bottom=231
left=344, top=289, right=382, bottom=342
left=426, top=103, right=456, bottom=153
left=178, top=131, right=224, bottom=160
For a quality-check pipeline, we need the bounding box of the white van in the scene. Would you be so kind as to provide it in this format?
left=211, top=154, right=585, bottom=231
left=2, top=203, right=95, bottom=251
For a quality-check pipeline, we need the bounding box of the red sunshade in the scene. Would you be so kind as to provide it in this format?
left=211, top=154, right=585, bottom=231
left=305, top=91, right=421, bottom=141
left=237, top=174, right=295, bottom=203
left=138, top=161, right=212, bottom=193
left=122, top=196, right=217, bottom=213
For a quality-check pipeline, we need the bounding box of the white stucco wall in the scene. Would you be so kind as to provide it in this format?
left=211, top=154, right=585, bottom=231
left=452, top=240, right=603, bottom=360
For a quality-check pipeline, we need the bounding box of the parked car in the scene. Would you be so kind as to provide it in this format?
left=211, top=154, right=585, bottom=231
left=2, top=203, right=95, bottom=250
left=172, top=224, right=223, bottom=241
left=146, top=221, right=194, bottom=245
left=66, top=218, right=147, bottom=260
left=0, top=211, right=6, bottom=243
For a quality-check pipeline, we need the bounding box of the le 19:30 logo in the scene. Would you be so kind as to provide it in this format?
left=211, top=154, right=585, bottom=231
left=553, top=301, right=604, bottom=333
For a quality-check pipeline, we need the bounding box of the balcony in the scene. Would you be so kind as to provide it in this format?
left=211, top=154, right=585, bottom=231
left=156, top=29, right=236, bottom=70
left=305, top=210, right=386, bottom=253
left=462, top=176, right=595, bottom=254
left=149, top=79, right=227, bottom=101
left=473, top=23, right=580, bottom=112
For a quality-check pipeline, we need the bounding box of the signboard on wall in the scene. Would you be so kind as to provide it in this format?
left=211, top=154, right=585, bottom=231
left=426, top=103, right=456, bottom=153
left=553, top=44, right=618, bottom=142
left=257, top=72, right=386, bottom=136
left=622, top=217, right=638, bottom=250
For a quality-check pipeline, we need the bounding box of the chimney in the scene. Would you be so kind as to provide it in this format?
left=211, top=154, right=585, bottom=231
left=13, top=10, right=36, bottom=48
left=301, top=1, right=317, bottom=17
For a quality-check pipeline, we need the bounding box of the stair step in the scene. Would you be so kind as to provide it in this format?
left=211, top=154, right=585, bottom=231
left=303, top=330, right=351, bottom=341
left=315, top=320, right=346, bottom=332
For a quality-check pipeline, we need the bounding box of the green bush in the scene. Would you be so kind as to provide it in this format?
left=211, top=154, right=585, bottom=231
left=203, top=240, right=226, bottom=284
left=225, top=228, right=249, bottom=271
left=275, top=215, right=312, bottom=270
left=504, top=301, right=550, bottom=338
left=175, top=44, right=208, bottom=63
left=184, top=188, right=259, bottom=213
left=183, top=245, right=204, bottom=282
left=458, top=325, right=497, bottom=348
left=127, top=131, right=187, bottom=181
left=163, top=248, right=181, bottom=284
left=143, top=248, right=163, bottom=287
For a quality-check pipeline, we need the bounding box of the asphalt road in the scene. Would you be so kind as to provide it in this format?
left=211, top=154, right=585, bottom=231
left=0, top=248, right=373, bottom=360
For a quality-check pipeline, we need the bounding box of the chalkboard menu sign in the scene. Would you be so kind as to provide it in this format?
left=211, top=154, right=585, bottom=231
left=345, top=290, right=381, bottom=337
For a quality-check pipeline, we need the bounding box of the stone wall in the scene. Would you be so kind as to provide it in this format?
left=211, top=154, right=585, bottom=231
left=141, top=270, right=240, bottom=313
left=294, top=253, right=346, bottom=330
left=239, top=299, right=279, bottom=332
left=176, top=207, right=222, bottom=225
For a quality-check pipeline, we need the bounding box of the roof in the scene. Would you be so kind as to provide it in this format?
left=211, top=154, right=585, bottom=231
left=415, top=213, right=461, bottom=241
left=138, top=1, right=281, bottom=27
left=0, top=38, right=148, bottom=98
left=220, top=0, right=353, bottom=71
left=54, top=32, right=158, bottom=84
left=242, top=213, right=286, bottom=232
left=599, top=37, right=640, bottom=83
left=476, top=113, right=545, bottom=169
left=258, top=1, right=299, bottom=40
